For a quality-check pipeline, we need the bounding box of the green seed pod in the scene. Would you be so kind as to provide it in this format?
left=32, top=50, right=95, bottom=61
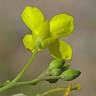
left=48, top=59, right=64, bottom=70
left=61, top=69, right=81, bottom=81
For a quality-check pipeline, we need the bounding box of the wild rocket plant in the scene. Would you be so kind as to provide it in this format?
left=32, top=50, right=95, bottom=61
left=0, top=6, right=81, bottom=96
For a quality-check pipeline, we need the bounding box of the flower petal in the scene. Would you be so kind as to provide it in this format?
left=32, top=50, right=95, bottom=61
left=48, top=39, right=61, bottom=58
left=23, top=34, right=34, bottom=52
left=60, top=40, right=72, bottom=60
left=21, top=6, right=45, bottom=31
left=48, top=39, right=72, bottom=60
left=33, top=21, right=50, bottom=40
left=49, top=13, right=74, bottom=38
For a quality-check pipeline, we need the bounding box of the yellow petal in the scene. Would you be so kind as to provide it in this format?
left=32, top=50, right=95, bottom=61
left=48, top=39, right=72, bottom=60
left=48, top=39, right=61, bottom=58
left=60, top=40, right=72, bottom=60
left=23, top=34, right=34, bottom=52
left=21, top=6, right=45, bottom=31
left=49, top=13, right=74, bottom=38
left=32, top=21, right=50, bottom=40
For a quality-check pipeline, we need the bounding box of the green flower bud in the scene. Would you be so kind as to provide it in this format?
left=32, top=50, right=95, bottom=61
left=48, top=59, right=64, bottom=70
left=62, top=64, right=69, bottom=71
left=47, top=69, right=61, bottom=84
left=61, top=69, right=81, bottom=81
left=50, top=68, right=62, bottom=76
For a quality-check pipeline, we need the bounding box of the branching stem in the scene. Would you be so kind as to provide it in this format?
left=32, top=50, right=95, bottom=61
left=0, top=49, right=38, bottom=93
left=0, top=75, right=61, bottom=88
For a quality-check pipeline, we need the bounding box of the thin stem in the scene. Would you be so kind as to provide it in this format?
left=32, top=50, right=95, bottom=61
left=0, top=75, right=61, bottom=88
left=39, top=85, right=80, bottom=96
left=14, top=79, right=40, bottom=86
left=39, top=88, right=66, bottom=96
left=0, top=49, right=38, bottom=93
left=14, top=75, right=60, bottom=86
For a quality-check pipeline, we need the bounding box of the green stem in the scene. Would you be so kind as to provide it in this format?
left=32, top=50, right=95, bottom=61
left=14, top=75, right=60, bottom=86
left=39, top=88, right=66, bottom=96
left=14, top=79, right=40, bottom=86
left=0, top=75, right=61, bottom=88
left=0, top=50, right=38, bottom=93
left=38, top=85, right=80, bottom=96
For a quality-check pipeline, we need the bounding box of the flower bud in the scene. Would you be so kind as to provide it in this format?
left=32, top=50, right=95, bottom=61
left=47, top=69, right=61, bottom=84
left=61, top=64, right=69, bottom=71
left=61, top=69, right=81, bottom=81
left=48, top=59, right=64, bottom=70
left=50, top=68, right=62, bottom=76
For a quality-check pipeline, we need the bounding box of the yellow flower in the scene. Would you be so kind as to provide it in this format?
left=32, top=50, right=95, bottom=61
left=21, top=6, right=74, bottom=60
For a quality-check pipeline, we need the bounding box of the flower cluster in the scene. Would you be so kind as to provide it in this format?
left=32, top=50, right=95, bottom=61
left=21, top=6, right=74, bottom=60
left=21, top=6, right=81, bottom=84
left=47, top=59, right=81, bottom=83
left=0, top=6, right=81, bottom=94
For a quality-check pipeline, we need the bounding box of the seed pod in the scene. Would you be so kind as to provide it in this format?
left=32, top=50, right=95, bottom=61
left=48, top=59, right=64, bottom=70
left=61, top=69, right=81, bottom=81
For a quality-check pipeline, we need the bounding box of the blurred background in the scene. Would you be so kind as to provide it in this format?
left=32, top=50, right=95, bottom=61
left=0, top=0, right=96, bottom=96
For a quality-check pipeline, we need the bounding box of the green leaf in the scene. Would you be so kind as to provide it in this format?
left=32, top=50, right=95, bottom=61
left=61, top=69, right=81, bottom=81
left=60, top=40, right=72, bottom=60
left=49, top=13, right=74, bottom=38
left=23, top=34, right=34, bottom=52
left=21, top=6, right=45, bottom=31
